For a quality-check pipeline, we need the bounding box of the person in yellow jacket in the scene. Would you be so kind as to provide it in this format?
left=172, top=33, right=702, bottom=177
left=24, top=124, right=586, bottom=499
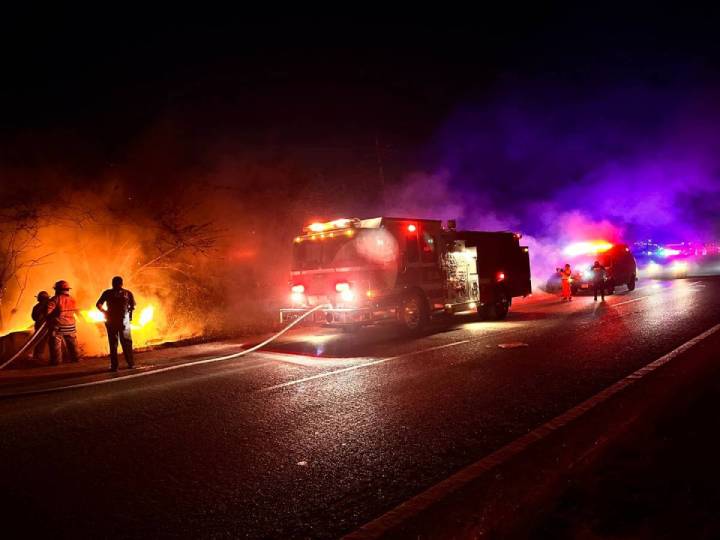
left=559, top=263, right=573, bottom=302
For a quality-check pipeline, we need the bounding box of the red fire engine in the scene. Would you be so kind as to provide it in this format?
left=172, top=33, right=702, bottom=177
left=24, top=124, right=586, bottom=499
left=280, top=217, right=532, bottom=332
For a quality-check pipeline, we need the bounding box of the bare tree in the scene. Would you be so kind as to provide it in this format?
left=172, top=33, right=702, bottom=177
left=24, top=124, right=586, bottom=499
left=0, top=206, right=46, bottom=331
left=131, top=204, right=222, bottom=277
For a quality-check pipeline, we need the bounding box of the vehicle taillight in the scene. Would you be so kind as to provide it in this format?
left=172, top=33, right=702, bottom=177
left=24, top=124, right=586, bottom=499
left=407, top=224, right=417, bottom=233
left=291, top=284, right=305, bottom=293
left=496, top=271, right=506, bottom=282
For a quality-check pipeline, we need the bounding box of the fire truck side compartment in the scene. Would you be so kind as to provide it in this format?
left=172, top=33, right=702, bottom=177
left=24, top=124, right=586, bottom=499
left=451, top=231, right=532, bottom=304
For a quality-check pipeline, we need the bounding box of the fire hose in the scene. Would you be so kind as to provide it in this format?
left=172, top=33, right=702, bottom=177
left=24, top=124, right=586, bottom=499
left=0, top=322, right=49, bottom=371
left=0, top=304, right=330, bottom=390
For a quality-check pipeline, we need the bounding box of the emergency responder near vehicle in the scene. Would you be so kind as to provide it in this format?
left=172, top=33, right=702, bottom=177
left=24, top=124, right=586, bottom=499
left=96, top=276, right=136, bottom=372
left=559, top=263, right=573, bottom=301
left=592, top=260, right=607, bottom=302
left=46, top=280, right=80, bottom=365
left=31, top=290, right=50, bottom=361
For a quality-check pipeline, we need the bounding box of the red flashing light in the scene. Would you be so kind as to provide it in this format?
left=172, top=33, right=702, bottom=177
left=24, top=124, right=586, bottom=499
left=407, top=224, right=417, bottom=233
left=496, top=272, right=506, bottom=282
left=291, top=284, right=305, bottom=294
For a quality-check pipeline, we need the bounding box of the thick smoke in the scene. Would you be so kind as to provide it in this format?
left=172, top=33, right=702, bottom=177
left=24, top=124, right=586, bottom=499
left=384, top=80, right=720, bottom=283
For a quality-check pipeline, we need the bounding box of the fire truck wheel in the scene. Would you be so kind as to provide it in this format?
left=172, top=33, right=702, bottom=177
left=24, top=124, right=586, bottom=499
left=627, top=276, right=636, bottom=291
left=486, top=289, right=509, bottom=320
left=399, top=291, right=428, bottom=333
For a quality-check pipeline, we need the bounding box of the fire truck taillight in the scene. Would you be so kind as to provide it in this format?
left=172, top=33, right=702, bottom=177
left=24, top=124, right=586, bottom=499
left=407, top=224, right=417, bottom=233
left=496, top=272, right=506, bottom=282
left=292, top=284, right=305, bottom=293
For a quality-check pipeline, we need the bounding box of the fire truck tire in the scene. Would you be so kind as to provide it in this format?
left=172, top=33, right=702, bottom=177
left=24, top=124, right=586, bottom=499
left=484, top=288, right=509, bottom=320
left=399, top=291, right=429, bottom=333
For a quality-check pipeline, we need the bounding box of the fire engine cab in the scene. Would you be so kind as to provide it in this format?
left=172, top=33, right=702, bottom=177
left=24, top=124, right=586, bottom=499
left=280, top=217, right=532, bottom=332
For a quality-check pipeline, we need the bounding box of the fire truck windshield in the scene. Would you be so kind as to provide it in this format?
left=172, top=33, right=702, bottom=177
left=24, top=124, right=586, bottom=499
left=292, top=235, right=362, bottom=270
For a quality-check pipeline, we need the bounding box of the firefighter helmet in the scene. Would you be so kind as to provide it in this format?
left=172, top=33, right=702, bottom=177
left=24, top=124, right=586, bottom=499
left=54, top=280, right=71, bottom=291
left=36, top=290, right=49, bottom=301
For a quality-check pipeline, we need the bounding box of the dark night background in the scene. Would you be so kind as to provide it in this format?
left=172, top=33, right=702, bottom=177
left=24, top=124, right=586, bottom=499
left=2, top=8, right=719, bottom=236
left=1, top=7, right=719, bottom=336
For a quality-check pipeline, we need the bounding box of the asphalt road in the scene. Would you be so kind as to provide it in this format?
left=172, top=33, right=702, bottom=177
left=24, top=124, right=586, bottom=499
left=1, top=277, right=719, bottom=538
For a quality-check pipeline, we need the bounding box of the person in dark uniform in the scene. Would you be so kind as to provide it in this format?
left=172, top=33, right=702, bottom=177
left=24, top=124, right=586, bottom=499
left=31, top=290, right=50, bottom=361
left=96, top=276, right=136, bottom=371
left=592, top=260, right=607, bottom=302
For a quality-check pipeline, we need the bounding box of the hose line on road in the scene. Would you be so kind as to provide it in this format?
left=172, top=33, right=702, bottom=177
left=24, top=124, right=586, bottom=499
left=0, top=322, right=48, bottom=371
left=0, top=305, right=330, bottom=396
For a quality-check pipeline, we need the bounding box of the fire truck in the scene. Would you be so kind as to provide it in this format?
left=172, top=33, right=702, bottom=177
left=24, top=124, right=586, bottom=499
left=280, top=217, right=532, bottom=332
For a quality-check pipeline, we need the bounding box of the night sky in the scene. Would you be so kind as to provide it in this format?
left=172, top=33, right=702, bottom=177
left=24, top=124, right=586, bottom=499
left=2, top=9, right=720, bottom=241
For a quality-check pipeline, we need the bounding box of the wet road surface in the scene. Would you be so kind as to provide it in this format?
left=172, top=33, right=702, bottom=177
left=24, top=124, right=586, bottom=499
left=1, top=277, right=719, bottom=538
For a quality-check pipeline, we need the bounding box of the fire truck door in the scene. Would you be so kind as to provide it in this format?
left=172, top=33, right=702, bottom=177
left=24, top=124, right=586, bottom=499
left=401, top=229, right=444, bottom=306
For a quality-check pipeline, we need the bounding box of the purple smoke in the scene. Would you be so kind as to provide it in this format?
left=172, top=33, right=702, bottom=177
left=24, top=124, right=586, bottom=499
left=384, top=79, right=720, bottom=282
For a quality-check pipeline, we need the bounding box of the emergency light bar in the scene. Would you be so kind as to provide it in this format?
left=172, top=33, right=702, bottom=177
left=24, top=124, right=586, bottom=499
left=303, top=218, right=360, bottom=233
left=563, top=240, right=614, bottom=257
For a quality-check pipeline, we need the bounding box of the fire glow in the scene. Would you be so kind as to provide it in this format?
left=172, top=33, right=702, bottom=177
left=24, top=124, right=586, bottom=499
left=82, top=305, right=155, bottom=330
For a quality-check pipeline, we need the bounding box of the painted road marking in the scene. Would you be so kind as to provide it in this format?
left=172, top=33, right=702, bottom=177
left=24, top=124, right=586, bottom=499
left=260, top=340, right=471, bottom=392
left=609, top=295, right=651, bottom=307
left=251, top=351, right=376, bottom=366
left=344, top=322, right=720, bottom=540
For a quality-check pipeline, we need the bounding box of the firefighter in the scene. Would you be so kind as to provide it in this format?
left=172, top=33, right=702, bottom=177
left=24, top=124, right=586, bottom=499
left=96, top=276, right=136, bottom=372
left=592, top=260, right=606, bottom=302
left=31, top=290, right=50, bottom=361
left=559, top=263, right=573, bottom=301
left=46, top=280, right=80, bottom=365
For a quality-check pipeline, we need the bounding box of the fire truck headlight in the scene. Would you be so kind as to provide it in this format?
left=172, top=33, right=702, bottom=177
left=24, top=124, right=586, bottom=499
left=290, top=284, right=306, bottom=305
left=335, top=281, right=355, bottom=302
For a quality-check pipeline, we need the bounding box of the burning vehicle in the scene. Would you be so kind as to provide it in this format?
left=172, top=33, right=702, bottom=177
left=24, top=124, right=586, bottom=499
left=280, top=217, right=532, bottom=332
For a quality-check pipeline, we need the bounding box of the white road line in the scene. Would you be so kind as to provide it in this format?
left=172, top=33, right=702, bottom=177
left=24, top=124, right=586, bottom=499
left=344, top=322, right=720, bottom=540
left=260, top=340, right=471, bottom=392
left=611, top=295, right=652, bottom=307
left=251, top=351, right=375, bottom=366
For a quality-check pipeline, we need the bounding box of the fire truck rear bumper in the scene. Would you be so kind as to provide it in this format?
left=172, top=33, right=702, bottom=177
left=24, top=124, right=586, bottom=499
left=280, top=307, right=377, bottom=326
